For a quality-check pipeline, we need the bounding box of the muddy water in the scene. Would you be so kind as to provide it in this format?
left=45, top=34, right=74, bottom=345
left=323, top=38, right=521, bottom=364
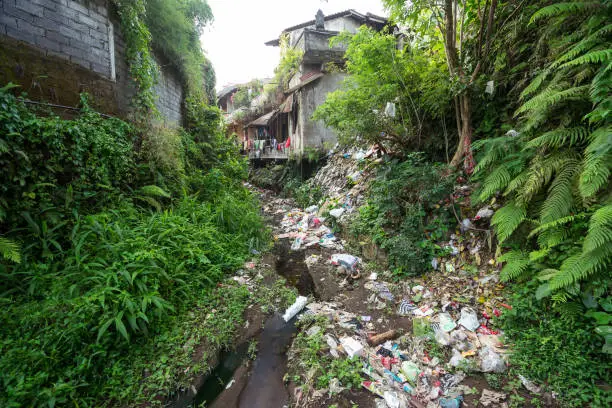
left=173, top=235, right=317, bottom=408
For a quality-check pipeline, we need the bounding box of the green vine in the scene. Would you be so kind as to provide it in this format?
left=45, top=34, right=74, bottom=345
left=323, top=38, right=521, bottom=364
left=112, top=0, right=159, bottom=116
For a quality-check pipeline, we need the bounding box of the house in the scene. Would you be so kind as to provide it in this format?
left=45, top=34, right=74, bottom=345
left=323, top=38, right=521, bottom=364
left=264, top=9, right=388, bottom=155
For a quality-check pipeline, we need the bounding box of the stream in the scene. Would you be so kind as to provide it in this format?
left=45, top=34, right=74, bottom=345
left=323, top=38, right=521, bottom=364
left=170, top=203, right=317, bottom=408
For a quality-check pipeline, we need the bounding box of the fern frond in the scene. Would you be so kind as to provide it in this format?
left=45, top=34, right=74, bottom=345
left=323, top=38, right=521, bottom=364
left=505, top=169, right=531, bottom=195
left=525, top=127, right=589, bottom=149
left=579, top=127, right=612, bottom=198
left=528, top=213, right=588, bottom=238
left=516, top=85, right=590, bottom=116
left=530, top=2, right=602, bottom=24
left=520, top=69, right=549, bottom=99
left=540, top=159, right=580, bottom=223
left=0, top=237, right=21, bottom=263
left=548, top=242, right=612, bottom=290
left=138, top=185, right=171, bottom=198
left=492, top=201, right=527, bottom=242
left=552, top=24, right=612, bottom=68
left=583, top=205, right=612, bottom=252
left=479, top=165, right=513, bottom=200
left=499, top=250, right=531, bottom=281
left=559, top=49, right=612, bottom=69
left=517, top=152, right=575, bottom=204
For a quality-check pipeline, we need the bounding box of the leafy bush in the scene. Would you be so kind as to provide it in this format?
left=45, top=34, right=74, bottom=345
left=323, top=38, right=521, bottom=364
left=0, top=85, right=266, bottom=405
left=500, top=280, right=612, bottom=407
left=351, top=154, right=455, bottom=277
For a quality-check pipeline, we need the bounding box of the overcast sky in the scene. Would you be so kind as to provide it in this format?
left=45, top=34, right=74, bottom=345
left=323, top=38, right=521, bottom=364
left=200, top=0, right=387, bottom=91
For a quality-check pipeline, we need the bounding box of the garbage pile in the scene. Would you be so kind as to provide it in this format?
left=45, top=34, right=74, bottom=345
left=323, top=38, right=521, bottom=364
left=290, top=278, right=511, bottom=408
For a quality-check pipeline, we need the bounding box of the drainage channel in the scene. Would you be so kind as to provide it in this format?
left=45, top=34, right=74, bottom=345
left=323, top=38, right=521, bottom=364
left=170, top=237, right=317, bottom=408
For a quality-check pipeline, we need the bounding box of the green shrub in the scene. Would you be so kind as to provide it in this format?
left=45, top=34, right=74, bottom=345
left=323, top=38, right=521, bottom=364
left=500, top=281, right=612, bottom=407
left=351, top=154, right=455, bottom=277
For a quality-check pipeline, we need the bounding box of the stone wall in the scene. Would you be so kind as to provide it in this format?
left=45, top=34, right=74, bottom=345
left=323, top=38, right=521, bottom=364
left=0, top=0, right=184, bottom=124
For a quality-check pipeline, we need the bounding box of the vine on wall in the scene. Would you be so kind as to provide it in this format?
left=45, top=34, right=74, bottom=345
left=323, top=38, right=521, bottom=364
left=112, top=0, right=159, bottom=116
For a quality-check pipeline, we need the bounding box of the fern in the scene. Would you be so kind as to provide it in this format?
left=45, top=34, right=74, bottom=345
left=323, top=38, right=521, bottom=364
left=548, top=242, right=612, bottom=290
left=583, top=205, right=612, bottom=252
left=578, top=127, right=612, bottom=198
left=525, top=127, right=589, bottom=149
left=499, top=250, right=531, bottom=281
left=528, top=213, right=588, bottom=238
left=540, top=158, right=579, bottom=223
left=530, top=2, right=602, bottom=24
left=491, top=201, right=527, bottom=242
left=559, top=49, right=612, bottom=69
left=138, top=185, right=171, bottom=198
left=516, top=85, right=590, bottom=116
left=520, top=69, right=549, bottom=99
left=0, top=237, right=21, bottom=263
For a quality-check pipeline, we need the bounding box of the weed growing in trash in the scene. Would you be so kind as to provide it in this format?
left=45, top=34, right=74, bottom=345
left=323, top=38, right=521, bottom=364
left=484, top=373, right=503, bottom=390
left=350, top=155, right=455, bottom=278
left=318, top=356, right=363, bottom=390
left=254, top=275, right=298, bottom=314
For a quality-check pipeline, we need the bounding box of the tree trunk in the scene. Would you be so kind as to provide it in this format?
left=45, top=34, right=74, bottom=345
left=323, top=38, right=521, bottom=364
left=450, top=93, right=475, bottom=173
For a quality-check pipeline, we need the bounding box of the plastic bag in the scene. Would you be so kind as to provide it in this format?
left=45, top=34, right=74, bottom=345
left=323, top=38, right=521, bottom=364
left=329, top=208, right=345, bottom=218
left=479, top=346, right=507, bottom=373
left=283, top=296, right=308, bottom=322
left=449, top=348, right=466, bottom=367
left=458, top=308, right=480, bottom=331
left=440, top=396, right=463, bottom=408
left=400, top=361, right=420, bottom=384
left=331, top=253, right=360, bottom=271
left=434, top=327, right=452, bottom=346
left=438, top=312, right=457, bottom=332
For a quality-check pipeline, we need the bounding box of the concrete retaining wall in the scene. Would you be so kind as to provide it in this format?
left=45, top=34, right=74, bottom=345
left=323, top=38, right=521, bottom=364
left=0, top=0, right=184, bottom=124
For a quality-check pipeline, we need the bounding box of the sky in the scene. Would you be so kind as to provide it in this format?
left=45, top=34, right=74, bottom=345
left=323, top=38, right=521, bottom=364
left=200, top=0, right=387, bottom=91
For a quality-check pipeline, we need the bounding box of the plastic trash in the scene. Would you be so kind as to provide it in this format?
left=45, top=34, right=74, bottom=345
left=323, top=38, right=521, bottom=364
left=479, top=346, right=507, bottom=373
left=434, top=326, right=452, bottom=346
left=331, top=253, right=360, bottom=271
left=475, top=207, right=494, bottom=220
left=412, top=317, right=430, bottom=337
left=306, top=325, right=321, bottom=337
left=305, top=205, right=319, bottom=213
left=384, top=102, right=397, bottom=118
left=438, top=312, right=457, bottom=332
left=362, top=380, right=385, bottom=397
left=458, top=308, right=480, bottom=331
left=353, top=150, right=366, bottom=160
left=480, top=389, right=507, bottom=407
left=412, top=305, right=434, bottom=317
left=383, top=390, right=401, bottom=408
left=449, top=348, right=466, bottom=367
left=400, top=361, right=420, bottom=384
left=329, top=378, right=344, bottom=395
left=340, top=336, right=364, bottom=358
left=397, top=299, right=416, bottom=315
left=329, top=208, right=345, bottom=218
left=291, top=236, right=303, bottom=251
left=348, top=170, right=362, bottom=183
left=283, top=296, right=308, bottom=322
left=440, top=395, right=463, bottom=408
left=518, top=374, right=542, bottom=394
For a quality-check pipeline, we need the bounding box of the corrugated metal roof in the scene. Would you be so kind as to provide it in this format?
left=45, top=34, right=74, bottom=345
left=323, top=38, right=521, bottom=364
left=247, top=110, right=276, bottom=127
left=285, top=72, right=324, bottom=94
left=217, top=85, right=239, bottom=100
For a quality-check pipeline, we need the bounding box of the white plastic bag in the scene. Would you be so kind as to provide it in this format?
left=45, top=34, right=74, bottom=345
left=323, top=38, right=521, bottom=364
left=458, top=307, right=480, bottom=331
left=480, top=346, right=507, bottom=373
left=282, top=296, right=308, bottom=322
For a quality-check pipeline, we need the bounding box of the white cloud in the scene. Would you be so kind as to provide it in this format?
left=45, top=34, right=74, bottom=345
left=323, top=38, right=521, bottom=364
left=200, top=0, right=387, bottom=90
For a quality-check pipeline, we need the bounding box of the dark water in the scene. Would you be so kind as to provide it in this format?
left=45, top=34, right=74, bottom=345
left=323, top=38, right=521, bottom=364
left=170, top=239, right=316, bottom=408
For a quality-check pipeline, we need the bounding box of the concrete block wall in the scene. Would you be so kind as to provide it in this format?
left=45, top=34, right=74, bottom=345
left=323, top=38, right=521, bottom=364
left=0, top=0, right=185, bottom=124
left=0, top=0, right=113, bottom=78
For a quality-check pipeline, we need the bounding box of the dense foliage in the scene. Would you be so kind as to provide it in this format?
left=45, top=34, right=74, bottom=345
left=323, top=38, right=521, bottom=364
left=313, top=27, right=452, bottom=160
left=351, top=155, right=455, bottom=278
left=313, top=1, right=611, bottom=405
left=0, top=83, right=265, bottom=405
